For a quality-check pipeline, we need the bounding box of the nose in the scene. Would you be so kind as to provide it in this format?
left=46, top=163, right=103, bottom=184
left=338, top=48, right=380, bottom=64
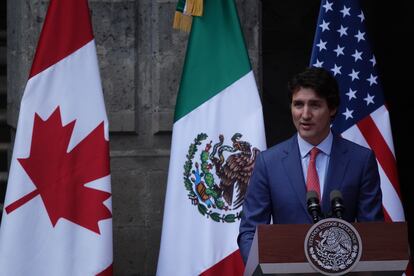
left=302, top=105, right=311, bottom=119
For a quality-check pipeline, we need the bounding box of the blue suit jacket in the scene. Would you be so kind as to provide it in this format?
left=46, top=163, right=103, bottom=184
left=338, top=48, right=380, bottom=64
left=238, top=134, right=383, bottom=263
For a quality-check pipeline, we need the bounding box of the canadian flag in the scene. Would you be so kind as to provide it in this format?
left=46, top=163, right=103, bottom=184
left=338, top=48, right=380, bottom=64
left=0, top=0, right=113, bottom=275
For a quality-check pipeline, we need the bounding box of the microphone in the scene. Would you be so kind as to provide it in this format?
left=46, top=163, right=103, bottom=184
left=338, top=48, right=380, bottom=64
left=330, top=190, right=345, bottom=219
left=306, top=191, right=322, bottom=223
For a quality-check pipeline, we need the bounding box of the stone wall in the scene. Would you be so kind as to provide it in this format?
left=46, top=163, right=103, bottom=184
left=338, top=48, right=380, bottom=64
left=7, top=0, right=260, bottom=275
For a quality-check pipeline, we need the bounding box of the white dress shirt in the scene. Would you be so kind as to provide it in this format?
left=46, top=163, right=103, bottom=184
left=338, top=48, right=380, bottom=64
left=297, top=131, right=333, bottom=199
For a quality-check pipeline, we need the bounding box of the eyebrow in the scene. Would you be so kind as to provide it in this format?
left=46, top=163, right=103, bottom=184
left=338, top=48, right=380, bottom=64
left=292, top=99, right=324, bottom=104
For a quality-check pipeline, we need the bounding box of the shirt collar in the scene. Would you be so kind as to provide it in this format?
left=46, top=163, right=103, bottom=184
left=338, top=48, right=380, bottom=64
left=297, top=131, right=333, bottom=158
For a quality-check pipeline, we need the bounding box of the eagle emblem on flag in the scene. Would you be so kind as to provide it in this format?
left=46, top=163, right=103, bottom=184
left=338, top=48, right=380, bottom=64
left=183, top=133, right=260, bottom=223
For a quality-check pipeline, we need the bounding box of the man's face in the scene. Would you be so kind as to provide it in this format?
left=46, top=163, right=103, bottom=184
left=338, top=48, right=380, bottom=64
left=291, top=87, right=336, bottom=145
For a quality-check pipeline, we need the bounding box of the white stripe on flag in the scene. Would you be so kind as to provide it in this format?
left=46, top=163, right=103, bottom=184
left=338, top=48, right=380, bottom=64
left=370, top=106, right=396, bottom=158
left=378, top=165, right=405, bottom=221
left=341, top=125, right=369, bottom=149
left=157, top=71, right=266, bottom=275
left=341, top=123, right=404, bottom=221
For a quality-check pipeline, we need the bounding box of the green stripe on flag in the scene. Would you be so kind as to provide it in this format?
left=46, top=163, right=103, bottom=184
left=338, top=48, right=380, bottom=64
left=174, top=0, right=251, bottom=122
left=176, top=0, right=185, bottom=13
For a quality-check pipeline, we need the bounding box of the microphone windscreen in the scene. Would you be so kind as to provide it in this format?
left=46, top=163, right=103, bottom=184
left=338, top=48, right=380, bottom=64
left=330, top=190, right=343, bottom=201
left=306, top=190, right=319, bottom=202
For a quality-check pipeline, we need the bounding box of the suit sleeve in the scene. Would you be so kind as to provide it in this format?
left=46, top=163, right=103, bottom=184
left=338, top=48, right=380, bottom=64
left=237, top=152, right=272, bottom=263
left=357, top=150, right=384, bottom=221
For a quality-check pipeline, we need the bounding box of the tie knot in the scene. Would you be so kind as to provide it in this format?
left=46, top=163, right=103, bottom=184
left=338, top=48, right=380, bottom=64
left=309, top=147, right=320, bottom=161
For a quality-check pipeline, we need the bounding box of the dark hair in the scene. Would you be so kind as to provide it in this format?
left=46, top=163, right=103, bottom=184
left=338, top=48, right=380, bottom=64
left=288, top=67, right=340, bottom=111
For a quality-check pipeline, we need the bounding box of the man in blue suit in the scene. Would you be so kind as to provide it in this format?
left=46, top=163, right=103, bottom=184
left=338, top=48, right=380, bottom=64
left=238, top=67, right=384, bottom=263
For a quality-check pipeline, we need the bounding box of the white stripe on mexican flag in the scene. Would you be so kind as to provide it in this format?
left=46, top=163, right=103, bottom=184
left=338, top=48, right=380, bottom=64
left=157, top=0, right=266, bottom=275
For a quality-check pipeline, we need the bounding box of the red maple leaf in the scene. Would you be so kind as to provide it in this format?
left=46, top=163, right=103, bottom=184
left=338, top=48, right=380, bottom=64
left=5, top=106, right=111, bottom=234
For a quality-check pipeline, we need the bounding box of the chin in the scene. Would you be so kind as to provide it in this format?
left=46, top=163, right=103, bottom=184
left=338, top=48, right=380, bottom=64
left=300, top=133, right=317, bottom=144
left=299, top=130, right=314, bottom=138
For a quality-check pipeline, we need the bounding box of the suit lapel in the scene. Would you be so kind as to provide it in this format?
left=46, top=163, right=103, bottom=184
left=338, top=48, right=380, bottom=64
left=322, top=135, right=349, bottom=213
left=282, top=136, right=308, bottom=214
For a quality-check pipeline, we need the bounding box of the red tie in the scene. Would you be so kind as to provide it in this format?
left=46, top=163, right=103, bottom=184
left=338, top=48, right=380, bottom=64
left=306, top=147, right=321, bottom=201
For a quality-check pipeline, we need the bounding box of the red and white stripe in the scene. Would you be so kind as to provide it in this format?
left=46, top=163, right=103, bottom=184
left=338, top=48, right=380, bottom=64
left=341, top=105, right=405, bottom=222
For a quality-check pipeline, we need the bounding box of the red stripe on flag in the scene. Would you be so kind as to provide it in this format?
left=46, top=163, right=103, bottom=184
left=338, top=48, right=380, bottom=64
left=357, top=116, right=401, bottom=197
left=383, top=206, right=391, bottom=222
left=406, top=261, right=413, bottom=276
left=29, top=0, right=94, bottom=78
left=96, top=263, right=113, bottom=276
left=200, top=250, right=244, bottom=276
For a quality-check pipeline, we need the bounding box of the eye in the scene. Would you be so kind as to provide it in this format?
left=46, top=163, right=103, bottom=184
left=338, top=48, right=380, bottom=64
left=310, top=101, right=322, bottom=109
left=292, top=101, right=304, bottom=108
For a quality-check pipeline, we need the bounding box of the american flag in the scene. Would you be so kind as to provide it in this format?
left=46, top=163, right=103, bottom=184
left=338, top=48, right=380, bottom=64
left=310, top=0, right=405, bottom=222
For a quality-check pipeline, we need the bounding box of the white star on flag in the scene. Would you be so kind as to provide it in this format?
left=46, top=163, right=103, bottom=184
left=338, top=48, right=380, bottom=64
left=319, top=20, right=330, bottom=32
left=348, top=69, right=360, bottom=81
left=346, top=88, right=357, bottom=100
left=313, top=59, right=324, bottom=67
left=342, top=108, right=354, bottom=120
left=316, top=39, right=327, bottom=51
left=364, top=93, right=375, bottom=105
left=331, top=64, right=342, bottom=76
left=337, top=25, right=348, bottom=37
left=352, top=49, right=363, bottom=62
left=370, top=55, right=376, bottom=66
left=334, top=45, right=345, bottom=57
left=323, top=1, right=333, bottom=12
left=367, top=74, right=378, bottom=86
left=340, top=6, right=351, bottom=17
left=358, top=11, right=365, bottom=22
left=354, top=30, right=365, bottom=42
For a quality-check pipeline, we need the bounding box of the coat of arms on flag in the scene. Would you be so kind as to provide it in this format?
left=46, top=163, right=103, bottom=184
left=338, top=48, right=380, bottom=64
left=184, top=133, right=260, bottom=222
left=157, top=0, right=266, bottom=275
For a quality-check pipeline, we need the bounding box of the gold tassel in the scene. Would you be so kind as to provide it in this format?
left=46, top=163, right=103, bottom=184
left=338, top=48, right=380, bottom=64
left=186, top=0, right=203, bottom=16
left=173, top=11, right=183, bottom=30
left=173, top=11, right=193, bottom=32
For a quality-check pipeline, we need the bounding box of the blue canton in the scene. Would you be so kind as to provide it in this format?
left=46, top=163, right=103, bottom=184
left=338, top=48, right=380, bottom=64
left=310, top=0, right=385, bottom=133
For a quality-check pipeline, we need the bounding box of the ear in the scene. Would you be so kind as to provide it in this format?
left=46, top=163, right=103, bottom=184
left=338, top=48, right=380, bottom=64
left=329, top=107, right=337, bottom=117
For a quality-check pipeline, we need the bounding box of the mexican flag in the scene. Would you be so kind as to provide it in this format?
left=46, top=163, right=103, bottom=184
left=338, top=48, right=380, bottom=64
left=157, top=0, right=266, bottom=275
left=0, top=0, right=113, bottom=275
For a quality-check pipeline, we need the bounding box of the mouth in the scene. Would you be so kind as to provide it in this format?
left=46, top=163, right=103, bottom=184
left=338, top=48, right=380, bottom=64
left=300, top=122, right=313, bottom=131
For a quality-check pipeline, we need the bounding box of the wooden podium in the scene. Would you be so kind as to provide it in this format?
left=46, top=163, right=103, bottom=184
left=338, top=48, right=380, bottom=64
left=244, top=222, right=409, bottom=276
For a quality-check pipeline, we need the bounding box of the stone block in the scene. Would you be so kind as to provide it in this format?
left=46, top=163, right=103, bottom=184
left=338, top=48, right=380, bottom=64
left=90, top=1, right=137, bottom=132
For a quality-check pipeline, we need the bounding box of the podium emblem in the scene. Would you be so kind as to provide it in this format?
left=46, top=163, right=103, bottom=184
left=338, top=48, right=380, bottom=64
left=304, top=218, right=362, bottom=275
